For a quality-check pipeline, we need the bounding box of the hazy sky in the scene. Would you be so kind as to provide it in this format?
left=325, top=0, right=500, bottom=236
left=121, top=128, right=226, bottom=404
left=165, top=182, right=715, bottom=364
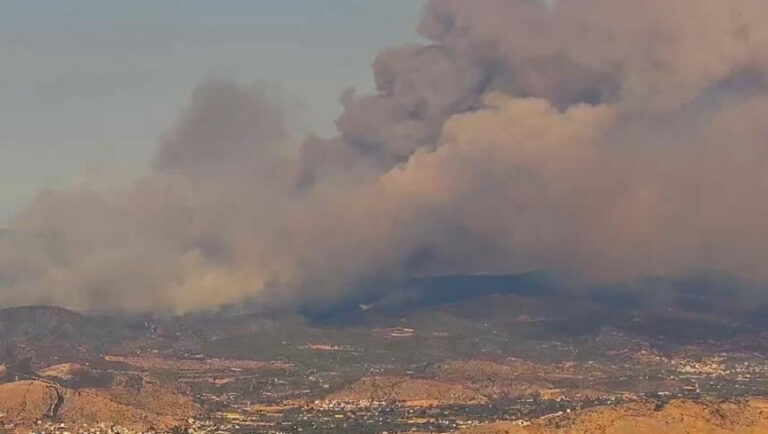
left=0, top=0, right=423, bottom=224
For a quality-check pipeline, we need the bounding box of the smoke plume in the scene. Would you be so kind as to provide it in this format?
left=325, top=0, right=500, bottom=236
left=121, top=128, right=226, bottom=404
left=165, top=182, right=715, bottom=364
left=3, top=0, right=768, bottom=312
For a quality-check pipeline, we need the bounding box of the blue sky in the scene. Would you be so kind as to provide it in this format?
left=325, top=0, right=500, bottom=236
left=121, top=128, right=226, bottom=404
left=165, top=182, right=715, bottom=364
left=0, top=0, right=424, bottom=223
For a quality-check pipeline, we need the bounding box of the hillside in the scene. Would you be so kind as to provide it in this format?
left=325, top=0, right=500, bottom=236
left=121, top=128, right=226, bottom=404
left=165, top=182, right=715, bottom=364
left=0, top=380, right=196, bottom=432
left=2, top=276, right=768, bottom=432
left=326, top=376, right=486, bottom=406
left=455, top=399, right=768, bottom=434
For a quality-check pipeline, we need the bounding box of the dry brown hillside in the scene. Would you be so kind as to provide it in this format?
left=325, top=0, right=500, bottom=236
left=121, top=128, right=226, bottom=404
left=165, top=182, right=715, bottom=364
left=0, top=380, right=195, bottom=432
left=326, top=376, right=486, bottom=406
left=455, top=399, right=768, bottom=434
left=38, top=362, right=87, bottom=380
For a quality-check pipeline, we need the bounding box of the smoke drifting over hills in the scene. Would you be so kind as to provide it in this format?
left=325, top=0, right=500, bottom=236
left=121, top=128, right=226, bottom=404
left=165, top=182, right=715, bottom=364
left=3, top=0, right=768, bottom=312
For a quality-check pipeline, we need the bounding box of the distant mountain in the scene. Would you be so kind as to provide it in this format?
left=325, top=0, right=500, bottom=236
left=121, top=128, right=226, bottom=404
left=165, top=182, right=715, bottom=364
left=0, top=271, right=767, bottom=365
left=0, top=306, right=154, bottom=369
left=299, top=271, right=561, bottom=322
left=0, top=305, right=88, bottom=340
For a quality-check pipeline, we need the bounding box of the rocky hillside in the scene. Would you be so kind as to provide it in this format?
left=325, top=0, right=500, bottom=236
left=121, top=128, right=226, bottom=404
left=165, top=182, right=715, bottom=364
left=455, top=399, right=768, bottom=434
left=326, top=376, right=486, bottom=406
left=0, top=380, right=196, bottom=432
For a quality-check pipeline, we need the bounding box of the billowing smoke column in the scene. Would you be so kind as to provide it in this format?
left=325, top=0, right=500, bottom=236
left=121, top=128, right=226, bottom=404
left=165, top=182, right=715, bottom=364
left=3, top=0, right=768, bottom=312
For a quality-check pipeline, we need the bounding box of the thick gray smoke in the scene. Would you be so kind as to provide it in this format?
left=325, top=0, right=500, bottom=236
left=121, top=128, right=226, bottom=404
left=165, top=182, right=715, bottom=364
left=3, top=0, right=768, bottom=312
